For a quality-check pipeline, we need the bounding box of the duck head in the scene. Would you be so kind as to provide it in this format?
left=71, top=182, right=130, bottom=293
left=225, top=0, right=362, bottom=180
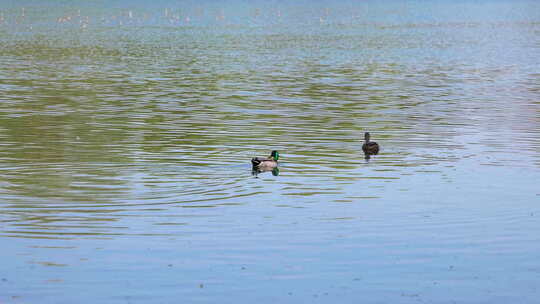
left=270, top=150, right=279, bottom=161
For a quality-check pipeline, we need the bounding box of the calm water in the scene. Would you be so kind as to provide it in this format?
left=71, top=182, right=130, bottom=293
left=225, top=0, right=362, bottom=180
left=1, top=0, right=539, bottom=303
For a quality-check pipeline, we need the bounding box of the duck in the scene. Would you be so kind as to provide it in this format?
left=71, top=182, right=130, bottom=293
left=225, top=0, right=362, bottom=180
left=362, top=132, right=379, bottom=156
left=251, top=150, right=279, bottom=170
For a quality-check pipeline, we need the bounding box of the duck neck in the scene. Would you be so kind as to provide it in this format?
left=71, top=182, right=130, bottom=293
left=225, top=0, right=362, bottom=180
left=364, top=133, right=371, bottom=143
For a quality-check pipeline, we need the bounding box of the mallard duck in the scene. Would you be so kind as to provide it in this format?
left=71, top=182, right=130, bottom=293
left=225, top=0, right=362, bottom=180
left=251, top=150, right=279, bottom=170
left=362, top=132, right=379, bottom=155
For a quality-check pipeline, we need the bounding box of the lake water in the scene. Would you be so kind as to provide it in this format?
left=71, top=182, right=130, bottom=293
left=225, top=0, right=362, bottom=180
left=1, top=0, right=539, bottom=303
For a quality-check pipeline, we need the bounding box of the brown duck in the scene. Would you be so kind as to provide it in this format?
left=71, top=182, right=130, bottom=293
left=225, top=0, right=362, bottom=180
left=362, top=132, right=379, bottom=156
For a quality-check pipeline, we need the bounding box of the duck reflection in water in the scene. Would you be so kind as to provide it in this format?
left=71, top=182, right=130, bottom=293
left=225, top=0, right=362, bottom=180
left=362, top=132, right=380, bottom=161
left=251, top=167, right=280, bottom=177
left=251, top=150, right=280, bottom=177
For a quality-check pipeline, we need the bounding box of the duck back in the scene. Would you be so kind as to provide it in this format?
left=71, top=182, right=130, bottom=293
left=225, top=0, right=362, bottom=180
left=362, top=142, right=379, bottom=155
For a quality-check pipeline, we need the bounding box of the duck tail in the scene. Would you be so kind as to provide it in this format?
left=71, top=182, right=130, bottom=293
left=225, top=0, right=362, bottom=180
left=251, top=157, right=261, bottom=167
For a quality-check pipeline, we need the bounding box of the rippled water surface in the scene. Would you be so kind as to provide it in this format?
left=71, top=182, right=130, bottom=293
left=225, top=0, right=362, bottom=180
left=1, top=0, right=539, bottom=303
